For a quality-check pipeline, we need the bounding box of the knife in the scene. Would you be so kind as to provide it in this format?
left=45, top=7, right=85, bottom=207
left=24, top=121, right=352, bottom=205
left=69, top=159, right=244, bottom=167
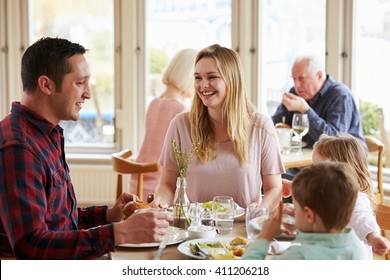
left=154, top=233, right=170, bottom=260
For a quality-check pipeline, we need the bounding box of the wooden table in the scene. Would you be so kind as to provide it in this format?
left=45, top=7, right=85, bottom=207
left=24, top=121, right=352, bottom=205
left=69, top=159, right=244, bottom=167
left=111, top=221, right=247, bottom=260
left=111, top=150, right=313, bottom=260
left=281, top=148, right=313, bottom=169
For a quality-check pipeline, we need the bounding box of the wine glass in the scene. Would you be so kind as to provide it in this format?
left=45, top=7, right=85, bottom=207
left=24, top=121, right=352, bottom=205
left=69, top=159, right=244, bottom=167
left=292, top=113, right=309, bottom=155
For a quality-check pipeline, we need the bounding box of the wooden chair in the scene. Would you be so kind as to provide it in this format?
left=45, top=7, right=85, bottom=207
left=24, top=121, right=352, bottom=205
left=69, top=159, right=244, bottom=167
left=364, top=135, right=385, bottom=204
left=375, top=203, right=390, bottom=260
left=111, top=149, right=159, bottom=200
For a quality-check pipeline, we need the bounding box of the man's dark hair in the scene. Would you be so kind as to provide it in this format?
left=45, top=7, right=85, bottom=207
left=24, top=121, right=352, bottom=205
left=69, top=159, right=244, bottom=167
left=21, top=37, right=87, bottom=92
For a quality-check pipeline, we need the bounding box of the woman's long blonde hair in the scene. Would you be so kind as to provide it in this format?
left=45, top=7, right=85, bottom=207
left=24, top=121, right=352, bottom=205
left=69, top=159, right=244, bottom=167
left=189, top=44, right=255, bottom=165
left=313, top=134, right=377, bottom=210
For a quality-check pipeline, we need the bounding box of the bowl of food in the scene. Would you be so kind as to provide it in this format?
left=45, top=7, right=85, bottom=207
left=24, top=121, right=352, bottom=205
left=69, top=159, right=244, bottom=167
left=187, top=225, right=216, bottom=239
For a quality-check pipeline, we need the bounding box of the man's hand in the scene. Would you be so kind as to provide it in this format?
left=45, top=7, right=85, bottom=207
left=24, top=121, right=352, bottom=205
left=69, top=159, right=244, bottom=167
left=282, top=92, right=310, bottom=113
left=114, top=208, right=173, bottom=245
left=106, top=192, right=136, bottom=223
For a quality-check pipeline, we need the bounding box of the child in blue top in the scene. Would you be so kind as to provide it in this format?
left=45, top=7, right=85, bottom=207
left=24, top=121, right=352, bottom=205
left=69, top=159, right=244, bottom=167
left=242, top=161, right=367, bottom=260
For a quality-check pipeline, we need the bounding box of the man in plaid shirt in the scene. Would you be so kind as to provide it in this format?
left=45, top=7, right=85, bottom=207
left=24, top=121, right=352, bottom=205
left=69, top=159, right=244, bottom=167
left=0, top=37, right=172, bottom=259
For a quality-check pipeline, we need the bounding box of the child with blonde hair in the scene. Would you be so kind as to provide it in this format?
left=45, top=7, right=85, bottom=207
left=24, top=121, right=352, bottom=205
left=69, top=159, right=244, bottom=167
left=282, top=134, right=390, bottom=257
left=312, top=134, right=389, bottom=256
left=243, top=162, right=367, bottom=259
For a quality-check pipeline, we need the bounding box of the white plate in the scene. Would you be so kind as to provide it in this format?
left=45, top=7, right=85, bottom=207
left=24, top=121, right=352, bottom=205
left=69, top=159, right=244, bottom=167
left=197, top=202, right=245, bottom=219
left=118, top=226, right=188, bottom=248
left=167, top=203, right=245, bottom=219
left=234, top=207, right=245, bottom=219
left=249, top=215, right=268, bottom=231
left=177, top=237, right=235, bottom=260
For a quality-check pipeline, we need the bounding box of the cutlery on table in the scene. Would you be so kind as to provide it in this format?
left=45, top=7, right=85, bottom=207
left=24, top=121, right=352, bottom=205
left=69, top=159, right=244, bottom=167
left=195, top=243, right=213, bottom=259
left=154, top=233, right=170, bottom=260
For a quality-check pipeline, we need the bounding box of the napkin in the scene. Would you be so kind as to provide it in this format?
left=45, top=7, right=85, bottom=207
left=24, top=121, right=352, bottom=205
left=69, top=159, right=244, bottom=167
left=269, top=241, right=300, bottom=255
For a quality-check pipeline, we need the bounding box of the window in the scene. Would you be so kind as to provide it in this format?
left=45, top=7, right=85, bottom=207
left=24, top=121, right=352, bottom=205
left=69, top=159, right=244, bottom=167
left=145, top=0, right=232, bottom=107
left=258, top=0, right=326, bottom=115
left=354, top=0, right=390, bottom=168
left=0, top=0, right=7, bottom=119
left=354, top=0, right=390, bottom=132
left=28, top=0, right=115, bottom=149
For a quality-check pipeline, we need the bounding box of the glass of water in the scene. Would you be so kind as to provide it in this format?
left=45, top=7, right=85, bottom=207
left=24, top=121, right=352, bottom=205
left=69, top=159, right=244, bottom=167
left=212, top=196, right=235, bottom=235
left=246, top=204, right=269, bottom=240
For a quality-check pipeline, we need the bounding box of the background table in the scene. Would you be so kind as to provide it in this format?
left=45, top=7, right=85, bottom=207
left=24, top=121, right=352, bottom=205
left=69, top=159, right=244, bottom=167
left=281, top=148, right=313, bottom=169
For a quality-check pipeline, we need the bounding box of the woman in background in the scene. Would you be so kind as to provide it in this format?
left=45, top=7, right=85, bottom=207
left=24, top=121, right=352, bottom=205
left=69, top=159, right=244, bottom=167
left=129, top=48, right=198, bottom=201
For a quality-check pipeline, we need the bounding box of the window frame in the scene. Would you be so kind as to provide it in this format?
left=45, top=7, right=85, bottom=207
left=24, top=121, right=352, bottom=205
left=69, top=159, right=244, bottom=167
left=0, top=0, right=368, bottom=153
left=0, top=0, right=8, bottom=119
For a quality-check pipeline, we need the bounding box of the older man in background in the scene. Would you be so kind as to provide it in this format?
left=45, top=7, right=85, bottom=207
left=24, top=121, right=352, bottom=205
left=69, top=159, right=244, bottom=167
left=272, top=55, right=365, bottom=181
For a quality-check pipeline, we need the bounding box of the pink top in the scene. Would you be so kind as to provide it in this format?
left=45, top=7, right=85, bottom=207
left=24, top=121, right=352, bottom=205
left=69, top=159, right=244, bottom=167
left=129, top=97, right=186, bottom=200
left=159, top=112, right=285, bottom=208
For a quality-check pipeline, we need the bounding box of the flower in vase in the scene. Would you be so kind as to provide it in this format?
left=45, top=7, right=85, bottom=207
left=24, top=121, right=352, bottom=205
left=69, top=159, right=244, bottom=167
left=171, top=138, right=198, bottom=180
left=171, top=138, right=199, bottom=228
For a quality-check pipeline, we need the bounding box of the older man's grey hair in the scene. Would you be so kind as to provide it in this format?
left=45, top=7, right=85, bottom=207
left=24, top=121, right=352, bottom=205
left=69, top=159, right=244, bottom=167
left=294, top=55, right=325, bottom=76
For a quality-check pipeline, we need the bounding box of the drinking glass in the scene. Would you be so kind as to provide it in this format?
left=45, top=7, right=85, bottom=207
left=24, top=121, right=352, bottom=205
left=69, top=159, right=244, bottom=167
left=291, top=113, right=309, bottom=155
left=212, top=196, right=235, bottom=235
left=276, top=127, right=292, bottom=154
left=245, top=204, right=269, bottom=240
left=281, top=203, right=297, bottom=235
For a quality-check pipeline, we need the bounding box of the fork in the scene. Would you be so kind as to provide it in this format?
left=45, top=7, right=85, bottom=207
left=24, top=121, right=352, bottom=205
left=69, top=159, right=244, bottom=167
left=194, top=243, right=212, bottom=259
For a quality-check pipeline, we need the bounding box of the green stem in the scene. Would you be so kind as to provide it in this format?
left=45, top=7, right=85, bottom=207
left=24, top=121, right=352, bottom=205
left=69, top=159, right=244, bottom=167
left=179, top=177, right=190, bottom=226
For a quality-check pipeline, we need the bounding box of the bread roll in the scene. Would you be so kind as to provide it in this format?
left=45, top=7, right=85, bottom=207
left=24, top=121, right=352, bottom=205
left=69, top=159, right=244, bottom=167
left=230, top=236, right=249, bottom=246
left=122, top=200, right=150, bottom=220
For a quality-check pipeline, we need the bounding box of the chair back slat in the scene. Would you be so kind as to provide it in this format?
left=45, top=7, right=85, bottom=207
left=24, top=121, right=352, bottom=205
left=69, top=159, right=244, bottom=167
left=364, top=136, right=384, bottom=204
left=112, top=149, right=159, bottom=200
left=375, top=203, right=390, bottom=260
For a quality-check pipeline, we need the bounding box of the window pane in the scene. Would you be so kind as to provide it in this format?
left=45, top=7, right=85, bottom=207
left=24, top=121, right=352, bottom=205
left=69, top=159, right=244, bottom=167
left=146, top=0, right=231, bottom=105
left=355, top=0, right=390, bottom=135
left=259, top=0, right=326, bottom=115
left=28, top=0, right=115, bottom=147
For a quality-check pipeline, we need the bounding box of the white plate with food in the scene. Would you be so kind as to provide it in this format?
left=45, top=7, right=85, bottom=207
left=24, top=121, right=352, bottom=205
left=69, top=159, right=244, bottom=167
left=198, top=201, right=245, bottom=219
left=118, top=226, right=188, bottom=248
left=177, top=236, right=248, bottom=260
left=167, top=202, right=245, bottom=219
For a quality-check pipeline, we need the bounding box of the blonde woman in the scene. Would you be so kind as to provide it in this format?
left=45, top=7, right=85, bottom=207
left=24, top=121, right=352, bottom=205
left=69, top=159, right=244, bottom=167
left=153, top=44, right=284, bottom=209
left=129, top=49, right=198, bottom=201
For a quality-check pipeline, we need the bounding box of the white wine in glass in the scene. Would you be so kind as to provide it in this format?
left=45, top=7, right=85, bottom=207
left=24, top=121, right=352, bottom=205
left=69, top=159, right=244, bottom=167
left=292, top=113, right=309, bottom=154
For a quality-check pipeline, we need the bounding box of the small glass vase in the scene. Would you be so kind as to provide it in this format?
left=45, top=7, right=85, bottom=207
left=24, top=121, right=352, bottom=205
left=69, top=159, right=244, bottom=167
left=172, top=177, right=190, bottom=229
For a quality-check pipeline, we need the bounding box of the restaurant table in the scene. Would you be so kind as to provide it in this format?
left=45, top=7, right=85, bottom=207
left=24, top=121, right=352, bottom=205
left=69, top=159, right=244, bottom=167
left=281, top=148, right=313, bottom=169
left=111, top=221, right=248, bottom=260
left=111, top=149, right=313, bottom=260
